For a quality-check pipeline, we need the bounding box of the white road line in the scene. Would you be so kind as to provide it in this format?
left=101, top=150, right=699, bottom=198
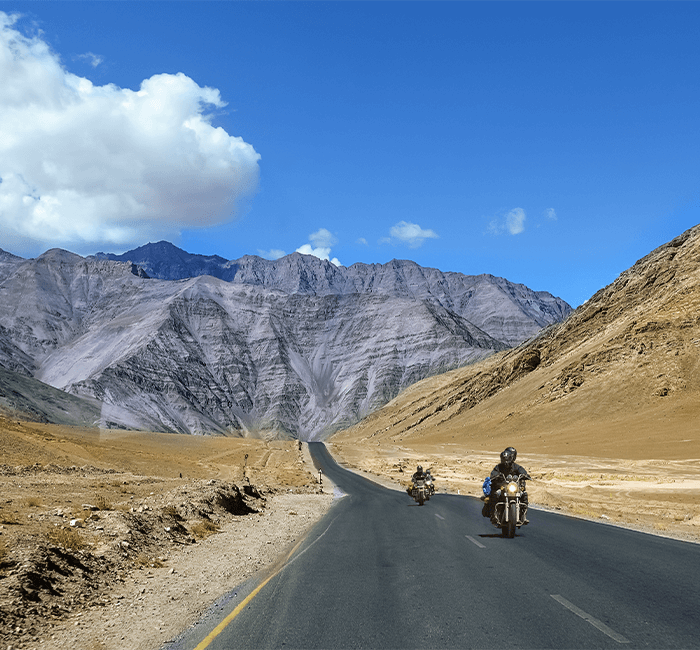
left=435, top=513, right=445, bottom=520
left=465, top=535, right=486, bottom=549
left=551, top=595, right=630, bottom=644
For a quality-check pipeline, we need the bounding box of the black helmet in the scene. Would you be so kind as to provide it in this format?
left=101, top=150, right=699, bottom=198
left=417, top=465, right=423, bottom=472
left=500, top=447, right=517, bottom=468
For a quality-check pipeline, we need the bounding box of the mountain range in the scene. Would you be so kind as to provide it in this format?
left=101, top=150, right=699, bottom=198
left=95, top=241, right=571, bottom=347
left=0, top=243, right=571, bottom=439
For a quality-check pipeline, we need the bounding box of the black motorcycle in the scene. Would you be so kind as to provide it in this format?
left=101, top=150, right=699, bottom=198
left=411, top=478, right=428, bottom=506
left=487, top=473, right=529, bottom=538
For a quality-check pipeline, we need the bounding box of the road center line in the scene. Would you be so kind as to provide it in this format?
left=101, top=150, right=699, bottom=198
left=435, top=513, right=445, bottom=520
left=551, top=594, right=630, bottom=644
left=466, top=535, right=486, bottom=549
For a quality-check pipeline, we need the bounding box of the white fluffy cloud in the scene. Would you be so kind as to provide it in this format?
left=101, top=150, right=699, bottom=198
left=388, top=221, right=439, bottom=248
left=296, top=228, right=341, bottom=266
left=0, top=12, right=260, bottom=254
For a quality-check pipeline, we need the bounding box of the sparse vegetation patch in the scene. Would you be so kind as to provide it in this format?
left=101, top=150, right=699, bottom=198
left=94, top=494, right=112, bottom=511
left=47, top=526, right=86, bottom=550
left=189, top=519, right=219, bottom=539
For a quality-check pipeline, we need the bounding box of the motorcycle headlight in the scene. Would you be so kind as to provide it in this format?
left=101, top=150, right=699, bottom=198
left=507, top=482, right=518, bottom=494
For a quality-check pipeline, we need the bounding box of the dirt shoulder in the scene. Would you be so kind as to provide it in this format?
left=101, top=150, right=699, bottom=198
left=33, top=491, right=334, bottom=650
left=0, top=419, right=334, bottom=650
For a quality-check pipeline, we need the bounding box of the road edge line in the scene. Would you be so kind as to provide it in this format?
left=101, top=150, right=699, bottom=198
left=192, top=515, right=340, bottom=649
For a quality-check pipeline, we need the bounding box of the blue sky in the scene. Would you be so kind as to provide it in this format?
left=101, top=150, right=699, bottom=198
left=1, top=2, right=698, bottom=307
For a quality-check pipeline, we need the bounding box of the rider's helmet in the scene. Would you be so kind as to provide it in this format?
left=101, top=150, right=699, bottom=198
left=500, top=447, right=517, bottom=471
left=416, top=465, right=423, bottom=473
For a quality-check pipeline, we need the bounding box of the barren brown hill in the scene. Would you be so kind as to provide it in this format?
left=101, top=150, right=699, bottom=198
left=332, top=223, right=700, bottom=459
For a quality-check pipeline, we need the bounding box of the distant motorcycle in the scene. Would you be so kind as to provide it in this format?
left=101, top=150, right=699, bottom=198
left=424, top=475, right=435, bottom=498
left=412, top=478, right=428, bottom=506
left=488, top=473, right=529, bottom=537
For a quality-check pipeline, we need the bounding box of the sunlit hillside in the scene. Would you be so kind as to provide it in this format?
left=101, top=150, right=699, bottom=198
left=332, top=224, right=700, bottom=460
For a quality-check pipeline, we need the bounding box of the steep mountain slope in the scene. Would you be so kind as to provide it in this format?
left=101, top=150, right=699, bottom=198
left=95, top=242, right=572, bottom=346
left=0, top=365, right=108, bottom=427
left=332, top=223, right=700, bottom=459
left=0, top=251, right=512, bottom=438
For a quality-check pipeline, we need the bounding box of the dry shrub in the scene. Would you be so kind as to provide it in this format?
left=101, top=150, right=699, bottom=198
left=94, top=494, right=112, bottom=511
left=0, top=510, right=19, bottom=525
left=112, top=481, right=132, bottom=494
left=25, top=496, right=41, bottom=507
left=47, top=527, right=86, bottom=550
left=0, top=540, right=7, bottom=561
left=189, top=520, right=219, bottom=539
left=162, top=505, right=179, bottom=518
left=136, top=553, right=164, bottom=568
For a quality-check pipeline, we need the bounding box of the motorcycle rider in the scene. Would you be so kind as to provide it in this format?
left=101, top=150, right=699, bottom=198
left=483, top=447, right=530, bottom=522
left=407, top=465, right=427, bottom=496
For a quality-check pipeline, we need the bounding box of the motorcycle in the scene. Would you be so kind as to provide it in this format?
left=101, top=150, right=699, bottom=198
left=412, top=478, right=428, bottom=506
left=424, top=476, right=435, bottom=498
left=486, top=473, right=529, bottom=538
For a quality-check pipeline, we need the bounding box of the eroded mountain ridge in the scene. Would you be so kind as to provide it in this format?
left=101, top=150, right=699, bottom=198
left=0, top=244, right=571, bottom=438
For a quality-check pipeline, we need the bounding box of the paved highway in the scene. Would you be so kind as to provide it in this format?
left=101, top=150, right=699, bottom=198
left=170, top=443, right=700, bottom=649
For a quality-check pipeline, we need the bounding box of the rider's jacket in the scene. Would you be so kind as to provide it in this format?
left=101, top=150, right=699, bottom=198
left=411, top=471, right=426, bottom=483
left=489, top=462, right=530, bottom=490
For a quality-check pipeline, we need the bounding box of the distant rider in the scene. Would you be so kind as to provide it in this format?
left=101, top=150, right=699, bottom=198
left=424, top=469, right=435, bottom=496
left=482, top=447, right=530, bottom=521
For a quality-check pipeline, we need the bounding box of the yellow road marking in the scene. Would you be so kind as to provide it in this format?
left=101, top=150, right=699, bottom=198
left=193, top=536, right=307, bottom=650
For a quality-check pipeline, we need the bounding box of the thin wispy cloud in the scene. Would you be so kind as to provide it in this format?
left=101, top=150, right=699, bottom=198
left=0, top=12, right=260, bottom=255
left=507, top=208, right=526, bottom=234
left=387, top=221, right=438, bottom=248
left=296, top=228, right=341, bottom=266
left=488, top=208, right=526, bottom=236
left=258, top=248, right=286, bottom=260
left=544, top=208, right=557, bottom=221
left=75, top=52, right=103, bottom=68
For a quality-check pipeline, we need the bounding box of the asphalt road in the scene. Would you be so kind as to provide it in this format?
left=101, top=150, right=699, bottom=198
left=170, top=443, right=700, bottom=649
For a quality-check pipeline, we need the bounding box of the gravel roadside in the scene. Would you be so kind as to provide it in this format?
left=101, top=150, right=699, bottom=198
left=37, top=491, right=335, bottom=650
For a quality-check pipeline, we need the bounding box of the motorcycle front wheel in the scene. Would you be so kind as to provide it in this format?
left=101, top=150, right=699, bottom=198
left=506, top=502, right=517, bottom=538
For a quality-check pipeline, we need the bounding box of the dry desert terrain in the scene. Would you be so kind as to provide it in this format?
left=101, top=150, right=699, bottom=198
left=2, top=408, right=698, bottom=650
left=0, top=418, right=333, bottom=650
